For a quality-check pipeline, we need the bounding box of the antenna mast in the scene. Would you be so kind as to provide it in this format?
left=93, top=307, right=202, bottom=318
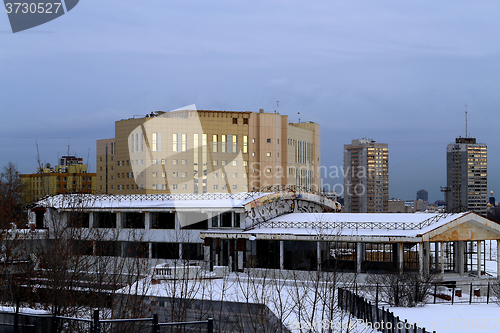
left=465, top=103, right=468, bottom=138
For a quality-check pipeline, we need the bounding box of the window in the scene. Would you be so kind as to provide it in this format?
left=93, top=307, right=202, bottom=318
left=63, top=177, right=67, bottom=181
left=222, top=173, right=226, bottom=178
left=152, top=184, right=157, bottom=190
left=173, top=172, right=178, bottom=177
left=232, top=160, right=237, bottom=166
left=244, top=173, right=248, bottom=179
left=267, top=138, right=271, bottom=143
left=182, top=184, right=187, bottom=190
left=221, top=135, right=226, bottom=153
left=152, top=172, right=157, bottom=178
left=244, top=160, right=248, bottom=167
left=213, top=185, right=218, bottom=190
left=100, top=176, right=102, bottom=180
left=267, top=152, right=271, bottom=157
left=243, top=118, right=248, bottom=125
left=243, top=135, right=248, bottom=153
left=213, top=173, right=218, bottom=178
left=162, top=172, right=166, bottom=178
left=181, top=133, right=187, bottom=151
left=212, top=135, right=218, bottom=153
left=173, top=159, right=178, bottom=165
left=172, top=184, right=178, bottom=190
left=182, top=159, right=187, bottom=165
left=213, top=160, right=218, bottom=166
left=173, top=133, right=178, bottom=151
left=233, top=173, right=237, bottom=178
left=266, top=168, right=271, bottom=173
left=252, top=138, right=255, bottom=144
left=222, top=160, right=227, bottom=166
left=232, top=118, right=238, bottom=124
left=152, top=132, right=158, bottom=151
left=161, top=159, right=166, bottom=165
left=233, top=185, right=237, bottom=190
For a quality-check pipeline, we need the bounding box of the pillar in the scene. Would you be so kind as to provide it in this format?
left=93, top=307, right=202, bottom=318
left=204, top=238, right=211, bottom=270
left=497, top=240, right=500, bottom=278
left=237, top=239, right=244, bottom=272
left=477, top=240, right=481, bottom=278
left=144, top=212, right=150, bottom=230
left=434, top=242, right=439, bottom=272
left=418, top=242, right=424, bottom=276
left=440, top=241, right=444, bottom=280
left=280, top=241, right=284, bottom=270
left=398, top=243, right=404, bottom=275
left=89, top=212, right=94, bottom=228
left=457, top=241, right=464, bottom=276
left=423, top=242, right=430, bottom=276
left=356, top=243, right=364, bottom=273
left=317, top=242, right=321, bottom=271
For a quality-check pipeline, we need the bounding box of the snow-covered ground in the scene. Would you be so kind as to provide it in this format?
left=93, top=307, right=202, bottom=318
left=388, top=304, right=500, bottom=333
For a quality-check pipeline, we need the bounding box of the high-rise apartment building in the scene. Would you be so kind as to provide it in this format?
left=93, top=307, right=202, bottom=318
left=96, top=109, right=320, bottom=194
left=446, top=137, right=487, bottom=215
left=416, top=189, right=428, bottom=202
left=343, top=139, right=388, bottom=213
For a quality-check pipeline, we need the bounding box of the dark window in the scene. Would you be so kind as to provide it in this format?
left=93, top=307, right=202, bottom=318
left=233, top=213, right=240, bottom=228
left=152, top=243, right=179, bottom=259
left=232, top=118, right=238, bottom=124
left=151, top=212, right=175, bottom=229
left=35, top=210, right=45, bottom=229
left=96, top=241, right=120, bottom=256
left=123, top=212, right=145, bottom=228
left=182, top=243, right=203, bottom=260
left=181, top=212, right=208, bottom=230
left=68, top=212, right=90, bottom=228
left=123, top=242, right=148, bottom=258
left=243, top=118, right=248, bottom=125
left=284, top=241, right=317, bottom=271
left=95, top=212, right=116, bottom=228
left=219, top=212, right=232, bottom=228
left=73, top=240, right=93, bottom=256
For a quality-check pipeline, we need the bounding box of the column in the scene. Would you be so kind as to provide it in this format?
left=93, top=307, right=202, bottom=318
left=477, top=240, right=481, bottom=278
left=116, top=212, right=122, bottom=229
left=440, top=241, right=444, bottom=280
left=423, top=242, right=430, bottom=276
left=204, top=238, right=211, bottom=270
left=356, top=243, right=363, bottom=273
left=317, top=242, right=321, bottom=271
left=144, top=212, right=150, bottom=230
left=279, top=241, right=284, bottom=270
left=237, top=239, right=244, bottom=272
left=435, top=242, right=439, bottom=272
left=89, top=212, right=94, bottom=228
left=398, top=243, right=404, bottom=275
left=418, top=242, right=424, bottom=276
left=457, top=241, right=464, bottom=276
left=179, top=243, right=183, bottom=260
left=497, top=240, right=500, bottom=278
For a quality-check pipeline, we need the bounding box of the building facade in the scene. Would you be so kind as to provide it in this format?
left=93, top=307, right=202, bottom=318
left=343, top=139, right=388, bottom=213
left=96, top=109, right=320, bottom=195
left=446, top=137, right=487, bottom=215
left=20, top=156, right=95, bottom=204
left=416, top=189, right=428, bottom=202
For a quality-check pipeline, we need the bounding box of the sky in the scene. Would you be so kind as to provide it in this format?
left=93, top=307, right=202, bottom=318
left=2, top=0, right=500, bottom=203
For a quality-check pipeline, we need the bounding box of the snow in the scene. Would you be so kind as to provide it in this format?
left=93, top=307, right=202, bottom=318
left=388, top=303, right=500, bottom=332
left=0, top=305, right=50, bottom=314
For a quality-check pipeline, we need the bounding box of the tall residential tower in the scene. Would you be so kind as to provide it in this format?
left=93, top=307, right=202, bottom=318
left=343, top=139, right=388, bottom=213
left=446, top=137, right=487, bottom=215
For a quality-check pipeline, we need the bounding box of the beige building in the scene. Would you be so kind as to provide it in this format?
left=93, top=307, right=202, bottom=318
left=343, top=139, right=389, bottom=213
left=96, top=109, right=320, bottom=194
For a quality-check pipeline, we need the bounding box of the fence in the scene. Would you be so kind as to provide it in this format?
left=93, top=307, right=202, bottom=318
left=338, top=288, right=435, bottom=333
left=0, top=307, right=213, bottom=333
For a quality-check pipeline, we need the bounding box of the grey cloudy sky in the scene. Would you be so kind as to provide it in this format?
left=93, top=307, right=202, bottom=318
left=1, top=0, right=500, bottom=203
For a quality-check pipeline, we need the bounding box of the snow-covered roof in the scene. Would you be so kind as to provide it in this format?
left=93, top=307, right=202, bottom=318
left=203, top=212, right=496, bottom=242
left=33, top=192, right=271, bottom=211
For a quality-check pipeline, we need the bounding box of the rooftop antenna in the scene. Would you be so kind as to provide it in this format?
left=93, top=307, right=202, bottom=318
left=465, top=103, right=468, bottom=138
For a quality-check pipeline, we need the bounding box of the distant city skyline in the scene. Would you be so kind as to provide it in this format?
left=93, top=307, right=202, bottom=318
left=2, top=1, right=500, bottom=204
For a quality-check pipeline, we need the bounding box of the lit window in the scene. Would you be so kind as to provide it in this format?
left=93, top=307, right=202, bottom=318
left=244, top=160, right=248, bottom=167
left=266, top=168, right=271, bottom=173
left=232, top=160, right=237, bottom=166
left=243, top=136, right=248, bottom=153
left=213, top=160, right=218, bottom=166
left=267, top=152, right=271, bottom=157
left=222, top=160, right=227, bottom=166
left=173, top=159, right=178, bottom=165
